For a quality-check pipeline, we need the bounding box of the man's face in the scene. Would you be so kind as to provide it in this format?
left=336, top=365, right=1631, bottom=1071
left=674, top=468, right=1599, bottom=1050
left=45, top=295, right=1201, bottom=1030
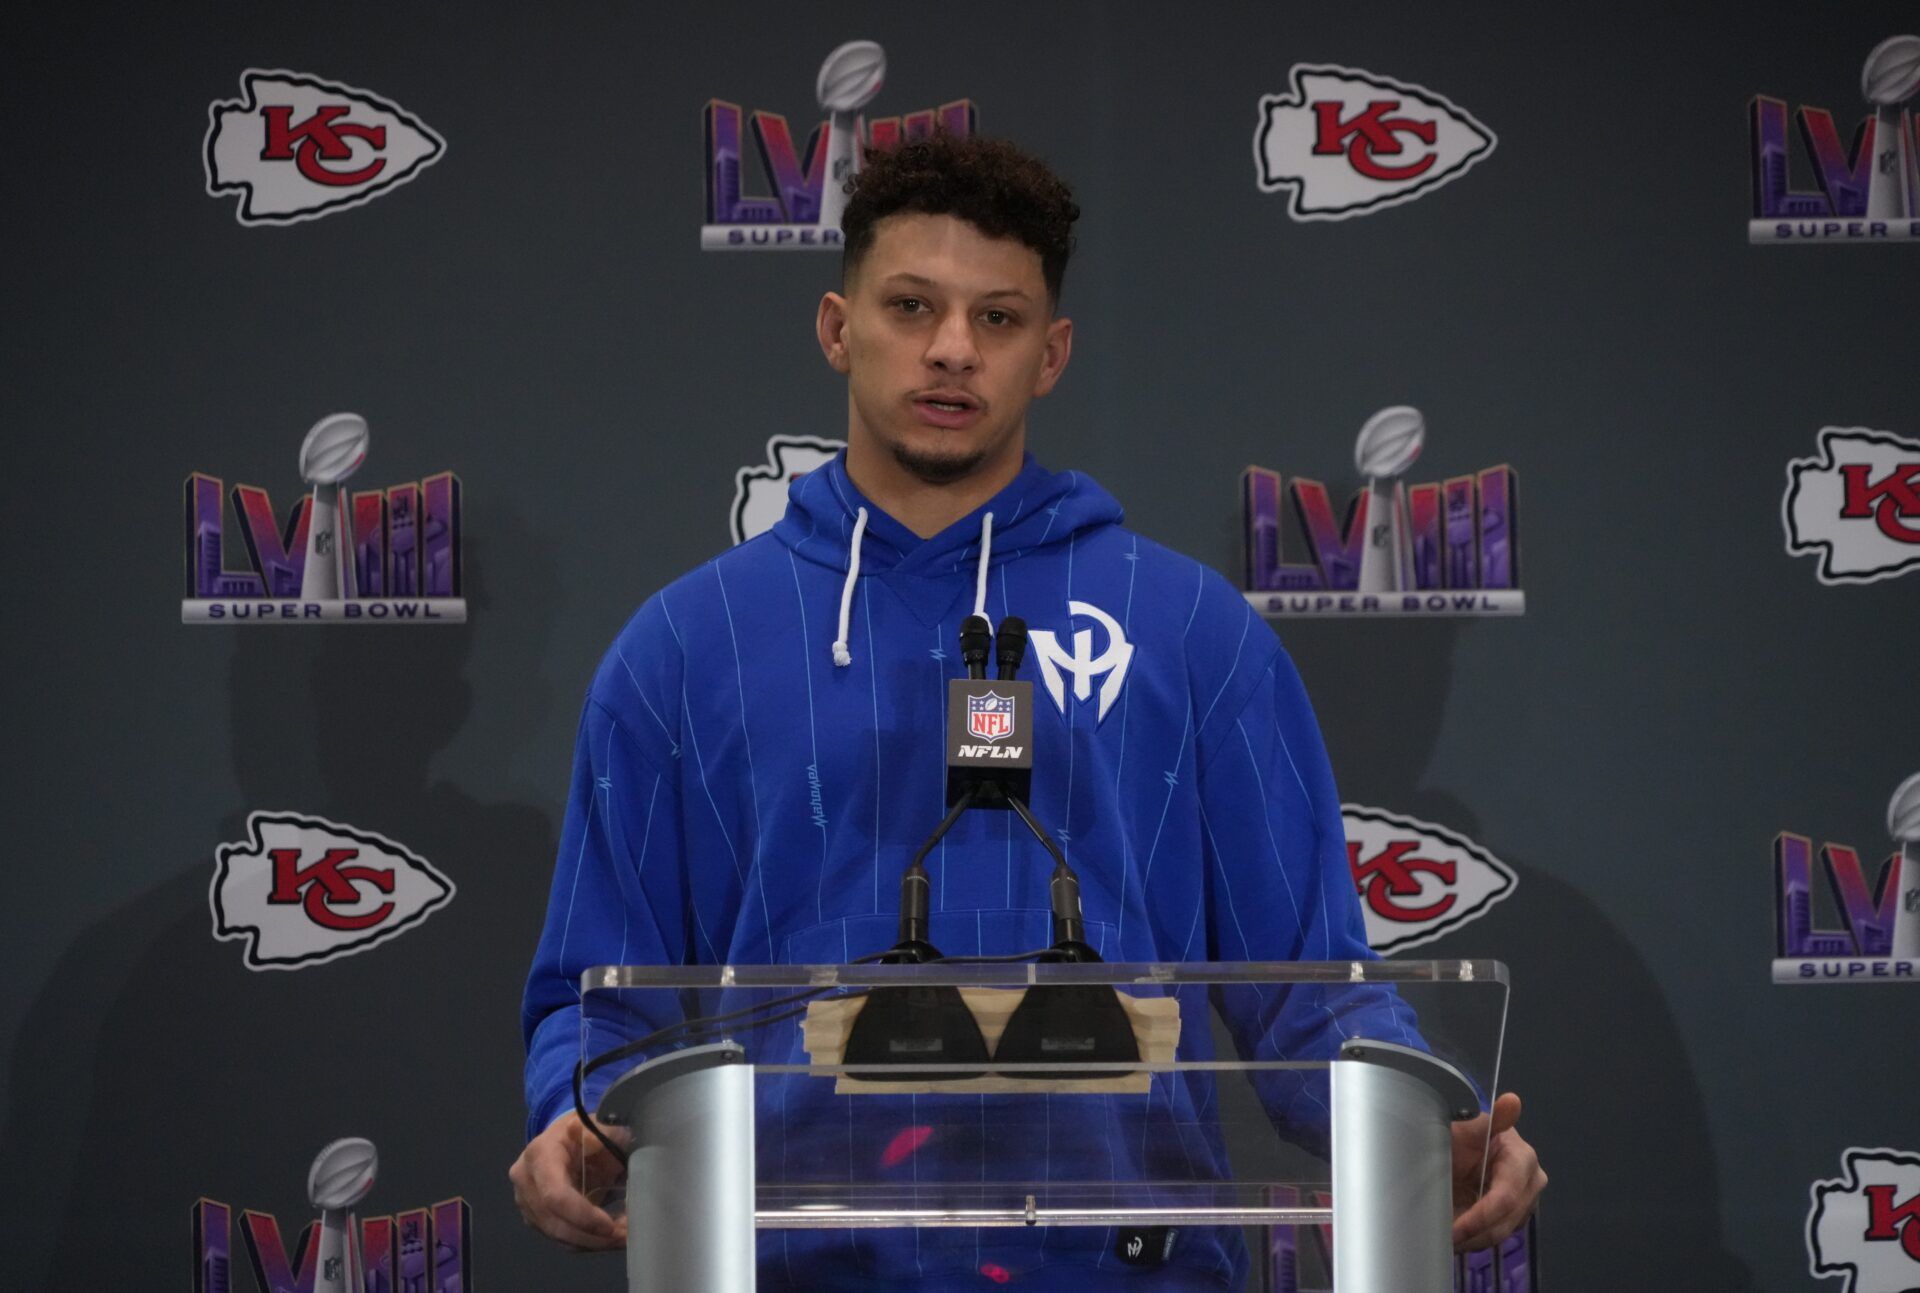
left=818, top=212, right=1071, bottom=485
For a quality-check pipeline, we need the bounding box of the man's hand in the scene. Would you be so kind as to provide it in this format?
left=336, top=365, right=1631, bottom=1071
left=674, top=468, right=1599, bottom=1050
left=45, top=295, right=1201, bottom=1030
left=1449, top=1092, right=1545, bottom=1252
left=509, top=1112, right=629, bottom=1250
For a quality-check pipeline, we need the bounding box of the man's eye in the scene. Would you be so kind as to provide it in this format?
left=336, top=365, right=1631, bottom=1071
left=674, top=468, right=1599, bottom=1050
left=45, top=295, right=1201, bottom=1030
left=982, top=310, right=1012, bottom=326
left=894, top=298, right=925, bottom=313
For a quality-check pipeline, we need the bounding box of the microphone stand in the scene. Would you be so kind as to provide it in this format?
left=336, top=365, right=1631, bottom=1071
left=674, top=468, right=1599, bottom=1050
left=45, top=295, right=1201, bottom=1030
left=843, top=784, right=993, bottom=1079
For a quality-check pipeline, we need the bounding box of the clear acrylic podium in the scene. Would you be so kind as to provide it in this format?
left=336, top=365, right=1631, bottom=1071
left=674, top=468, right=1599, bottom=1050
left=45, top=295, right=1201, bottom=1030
left=579, top=960, right=1506, bottom=1293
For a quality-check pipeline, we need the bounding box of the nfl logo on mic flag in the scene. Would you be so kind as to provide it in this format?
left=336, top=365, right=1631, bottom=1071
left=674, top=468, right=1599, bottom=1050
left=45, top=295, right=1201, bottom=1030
left=948, top=677, right=1033, bottom=805
left=967, top=692, right=1016, bottom=743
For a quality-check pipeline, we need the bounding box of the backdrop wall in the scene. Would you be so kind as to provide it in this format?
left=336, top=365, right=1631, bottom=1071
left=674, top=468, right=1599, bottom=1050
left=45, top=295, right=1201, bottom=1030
left=4, top=2, right=1916, bottom=1289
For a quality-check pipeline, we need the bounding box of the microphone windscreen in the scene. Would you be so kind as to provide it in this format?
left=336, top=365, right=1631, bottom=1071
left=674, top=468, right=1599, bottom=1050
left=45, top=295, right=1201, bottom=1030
left=995, top=616, right=1028, bottom=676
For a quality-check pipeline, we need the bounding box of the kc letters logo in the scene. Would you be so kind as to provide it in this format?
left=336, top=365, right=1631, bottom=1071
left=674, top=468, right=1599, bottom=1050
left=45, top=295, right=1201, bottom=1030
left=1750, top=35, right=1920, bottom=244
left=194, top=1139, right=472, bottom=1292
left=705, top=40, right=976, bottom=248
left=183, top=414, right=466, bottom=623
left=732, top=435, right=844, bottom=543
left=1242, top=407, right=1522, bottom=617
left=1784, top=427, right=1920, bottom=584
left=1254, top=66, right=1496, bottom=220
left=1773, top=773, right=1920, bottom=983
left=1342, top=807, right=1516, bottom=953
left=211, top=812, right=455, bottom=970
left=1807, top=1148, right=1920, bottom=1293
left=206, top=70, right=445, bottom=225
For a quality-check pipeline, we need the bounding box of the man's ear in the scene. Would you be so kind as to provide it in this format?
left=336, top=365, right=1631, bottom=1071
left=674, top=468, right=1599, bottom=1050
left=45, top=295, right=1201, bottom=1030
left=817, top=292, right=852, bottom=375
left=1032, top=314, right=1073, bottom=397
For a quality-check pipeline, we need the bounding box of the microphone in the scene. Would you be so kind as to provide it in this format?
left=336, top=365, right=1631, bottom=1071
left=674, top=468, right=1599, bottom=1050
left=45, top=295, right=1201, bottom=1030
left=995, top=616, right=1027, bottom=680
left=960, top=615, right=992, bottom=679
left=947, top=618, right=1032, bottom=809
left=845, top=784, right=993, bottom=1079
left=857, top=613, right=1140, bottom=1082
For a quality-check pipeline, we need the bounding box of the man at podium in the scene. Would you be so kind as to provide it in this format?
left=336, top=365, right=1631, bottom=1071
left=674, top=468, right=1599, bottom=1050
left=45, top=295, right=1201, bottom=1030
left=514, top=133, right=1543, bottom=1288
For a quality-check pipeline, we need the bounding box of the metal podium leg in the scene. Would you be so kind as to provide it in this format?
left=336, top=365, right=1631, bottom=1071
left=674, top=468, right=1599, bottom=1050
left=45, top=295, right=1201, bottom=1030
left=596, top=1041, right=756, bottom=1293
left=1330, top=1039, right=1479, bottom=1293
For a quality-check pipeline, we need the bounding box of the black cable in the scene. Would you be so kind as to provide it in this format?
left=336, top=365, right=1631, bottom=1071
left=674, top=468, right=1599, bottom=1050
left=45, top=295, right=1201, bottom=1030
left=910, top=784, right=978, bottom=870
left=1003, top=791, right=1067, bottom=870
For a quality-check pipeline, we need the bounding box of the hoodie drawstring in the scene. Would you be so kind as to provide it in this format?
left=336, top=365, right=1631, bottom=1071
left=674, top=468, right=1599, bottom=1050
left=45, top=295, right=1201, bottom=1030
left=832, top=507, right=868, bottom=667
left=830, top=508, right=995, bottom=667
left=973, top=512, right=993, bottom=620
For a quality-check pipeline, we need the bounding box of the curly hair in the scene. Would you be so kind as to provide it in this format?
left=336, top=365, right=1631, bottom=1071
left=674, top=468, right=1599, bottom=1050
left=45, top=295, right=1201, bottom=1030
left=841, top=134, right=1080, bottom=304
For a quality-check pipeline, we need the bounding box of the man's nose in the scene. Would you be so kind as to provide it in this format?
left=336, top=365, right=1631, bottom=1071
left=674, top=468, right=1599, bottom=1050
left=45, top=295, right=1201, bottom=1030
left=924, top=310, right=980, bottom=373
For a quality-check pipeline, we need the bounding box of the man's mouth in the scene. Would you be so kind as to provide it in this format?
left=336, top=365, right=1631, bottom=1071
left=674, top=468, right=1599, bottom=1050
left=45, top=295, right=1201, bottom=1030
left=915, top=390, right=981, bottom=411
left=911, top=391, right=985, bottom=429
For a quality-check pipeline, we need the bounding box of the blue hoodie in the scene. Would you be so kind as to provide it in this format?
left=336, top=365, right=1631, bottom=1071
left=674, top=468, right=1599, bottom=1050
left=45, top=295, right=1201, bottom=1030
left=523, top=451, right=1416, bottom=1291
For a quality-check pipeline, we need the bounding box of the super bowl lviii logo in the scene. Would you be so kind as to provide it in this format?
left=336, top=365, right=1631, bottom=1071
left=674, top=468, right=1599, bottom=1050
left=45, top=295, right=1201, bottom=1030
left=183, top=414, right=465, bottom=623
left=1342, top=807, right=1516, bottom=952
left=211, top=812, right=455, bottom=970
left=1242, top=407, right=1523, bottom=616
left=705, top=40, right=976, bottom=248
left=1807, top=1148, right=1920, bottom=1293
left=205, top=70, right=445, bottom=225
left=1784, top=426, right=1920, bottom=584
left=1254, top=65, right=1495, bottom=219
left=1750, top=35, right=1920, bottom=243
left=1773, top=774, right=1920, bottom=982
left=195, top=1138, right=472, bottom=1292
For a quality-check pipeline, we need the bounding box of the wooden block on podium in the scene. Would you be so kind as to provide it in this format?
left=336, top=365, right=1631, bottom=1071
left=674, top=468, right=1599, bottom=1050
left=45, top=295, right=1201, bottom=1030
left=802, top=987, right=1181, bottom=1095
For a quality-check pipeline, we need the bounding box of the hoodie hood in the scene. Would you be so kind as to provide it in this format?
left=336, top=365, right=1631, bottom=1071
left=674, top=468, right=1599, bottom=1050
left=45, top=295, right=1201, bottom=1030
left=771, top=449, right=1125, bottom=665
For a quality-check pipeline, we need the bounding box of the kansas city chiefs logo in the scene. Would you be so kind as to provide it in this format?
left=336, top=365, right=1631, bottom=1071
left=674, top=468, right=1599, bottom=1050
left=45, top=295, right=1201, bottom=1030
left=1254, top=66, right=1496, bottom=220
left=1342, top=805, right=1516, bottom=953
left=205, top=70, right=446, bottom=225
left=732, top=434, right=844, bottom=543
left=1807, top=1148, right=1920, bottom=1293
left=1784, top=427, right=1920, bottom=585
left=211, top=811, right=455, bottom=969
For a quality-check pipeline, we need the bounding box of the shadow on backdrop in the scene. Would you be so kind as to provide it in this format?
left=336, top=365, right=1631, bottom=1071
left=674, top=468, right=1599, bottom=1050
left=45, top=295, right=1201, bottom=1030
left=0, top=508, right=595, bottom=1290
left=1281, top=620, right=1757, bottom=1292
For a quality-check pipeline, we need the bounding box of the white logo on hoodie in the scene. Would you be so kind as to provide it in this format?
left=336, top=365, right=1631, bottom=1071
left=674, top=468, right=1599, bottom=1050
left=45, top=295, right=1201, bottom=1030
left=1030, top=601, right=1133, bottom=723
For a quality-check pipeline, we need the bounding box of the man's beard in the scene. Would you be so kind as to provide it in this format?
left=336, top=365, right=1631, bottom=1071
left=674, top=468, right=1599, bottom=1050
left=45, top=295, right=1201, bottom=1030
left=889, top=437, right=991, bottom=485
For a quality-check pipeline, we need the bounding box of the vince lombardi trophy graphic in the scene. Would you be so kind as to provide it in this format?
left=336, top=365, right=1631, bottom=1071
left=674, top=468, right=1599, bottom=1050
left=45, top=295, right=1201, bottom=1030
left=1354, top=406, right=1425, bottom=595
left=815, top=41, right=886, bottom=234
left=298, top=413, right=370, bottom=601
left=308, top=1137, right=377, bottom=1293
left=1862, top=35, right=1920, bottom=221
left=1888, top=772, right=1920, bottom=960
